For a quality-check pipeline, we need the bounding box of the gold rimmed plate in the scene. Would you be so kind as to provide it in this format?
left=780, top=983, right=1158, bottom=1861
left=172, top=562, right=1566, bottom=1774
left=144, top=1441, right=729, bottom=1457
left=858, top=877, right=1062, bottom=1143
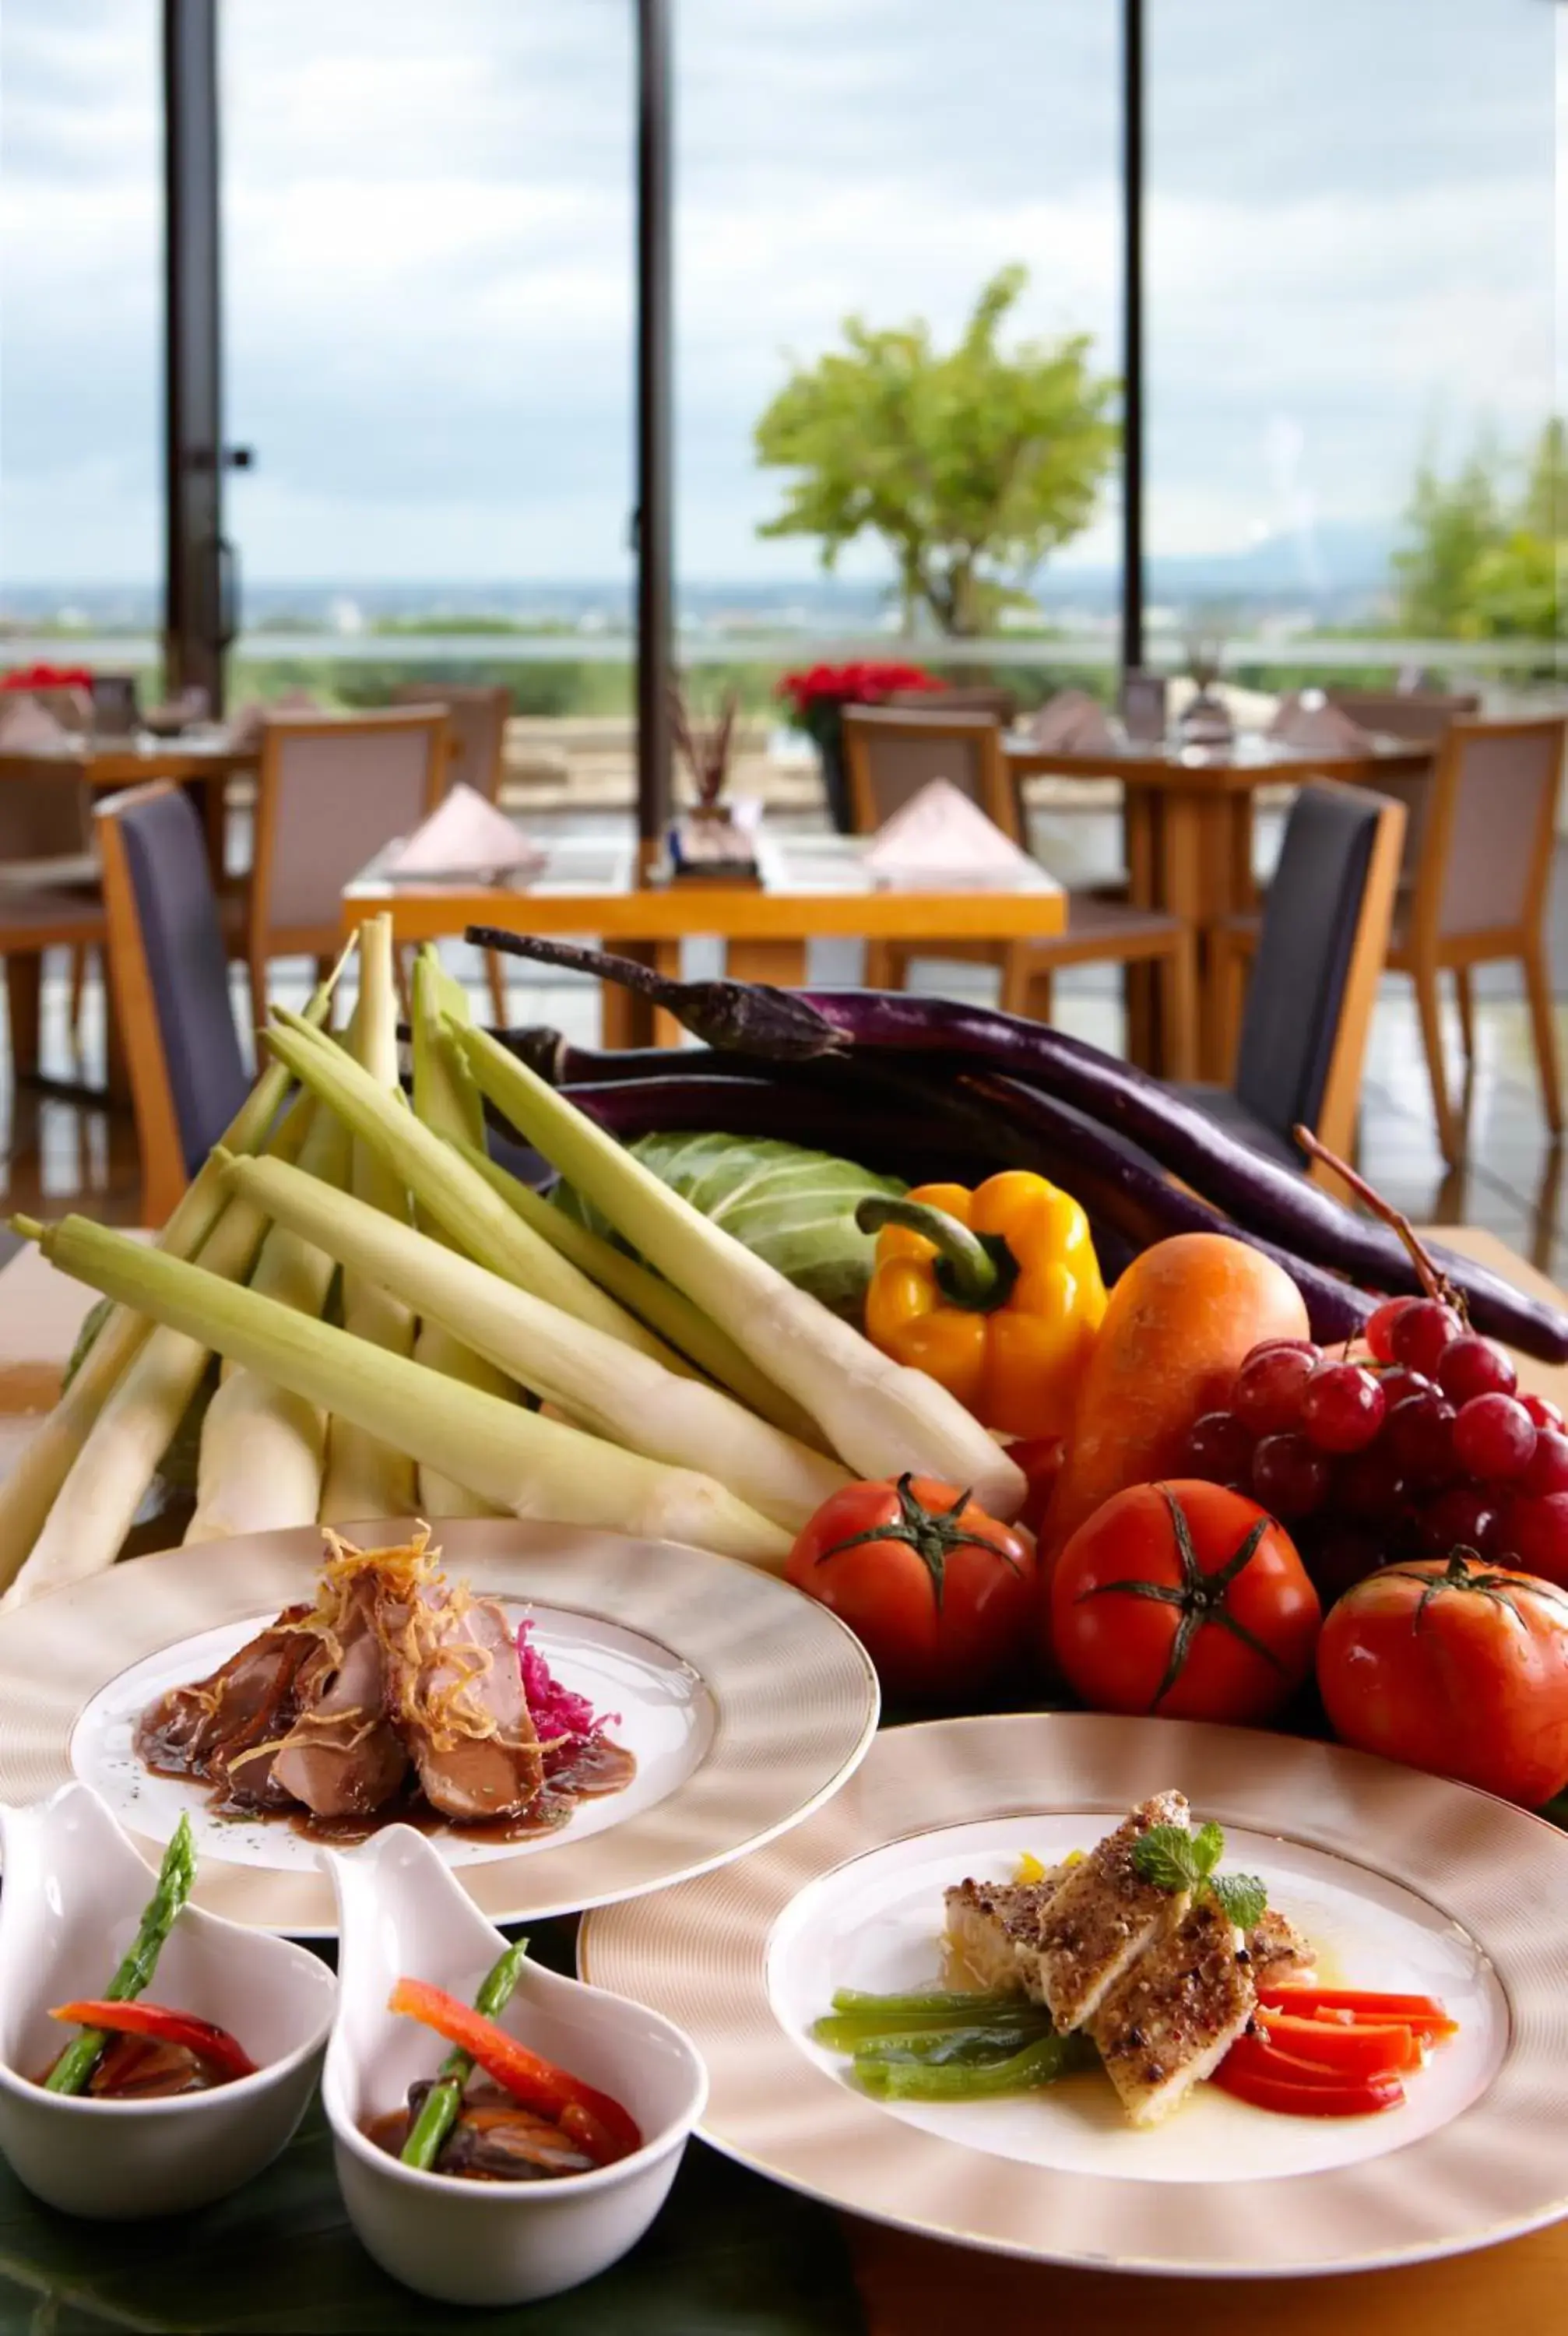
left=0, top=1519, right=879, bottom=1935
left=581, top=1711, right=1568, bottom=2278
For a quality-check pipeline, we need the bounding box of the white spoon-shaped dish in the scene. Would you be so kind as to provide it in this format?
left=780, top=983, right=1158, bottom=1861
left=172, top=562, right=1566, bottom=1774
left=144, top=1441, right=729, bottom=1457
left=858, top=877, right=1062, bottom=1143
left=322, top=1826, right=708, bottom=2307
left=0, top=1782, right=335, bottom=2218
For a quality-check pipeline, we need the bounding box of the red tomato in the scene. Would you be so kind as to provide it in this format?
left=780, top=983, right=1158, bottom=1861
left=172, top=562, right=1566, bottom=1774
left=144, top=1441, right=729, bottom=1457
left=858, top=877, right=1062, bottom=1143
left=1050, top=1480, right=1320, bottom=1722
left=786, top=1473, right=1035, bottom=1699
left=1317, top=1551, right=1568, bottom=1806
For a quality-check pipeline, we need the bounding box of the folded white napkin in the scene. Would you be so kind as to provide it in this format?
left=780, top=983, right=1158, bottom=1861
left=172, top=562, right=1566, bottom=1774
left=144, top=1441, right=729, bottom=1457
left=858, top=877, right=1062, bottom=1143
left=0, top=695, right=71, bottom=752
left=1025, top=689, right=1116, bottom=753
left=864, top=778, right=1039, bottom=890
left=1267, top=690, right=1373, bottom=753
left=385, top=783, right=547, bottom=881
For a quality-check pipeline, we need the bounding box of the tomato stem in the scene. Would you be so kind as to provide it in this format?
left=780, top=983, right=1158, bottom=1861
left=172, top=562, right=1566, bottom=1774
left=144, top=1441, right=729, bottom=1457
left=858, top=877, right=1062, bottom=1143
left=1075, top=1484, right=1285, bottom=1708
left=812, top=1470, right=1021, bottom=1610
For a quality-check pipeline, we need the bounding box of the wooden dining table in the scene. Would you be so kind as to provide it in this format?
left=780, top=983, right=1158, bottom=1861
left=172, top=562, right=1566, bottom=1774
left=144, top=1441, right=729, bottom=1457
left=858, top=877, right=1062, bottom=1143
left=1, top=1223, right=1564, bottom=2334
left=1005, top=732, right=1433, bottom=1079
left=0, top=726, right=258, bottom=871
left=342, top=832, right=1067, bottom=1047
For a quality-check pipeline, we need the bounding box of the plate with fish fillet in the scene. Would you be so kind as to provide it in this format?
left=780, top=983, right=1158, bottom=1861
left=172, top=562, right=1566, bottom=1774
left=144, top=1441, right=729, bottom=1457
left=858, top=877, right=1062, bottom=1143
left=0, top=1518, right=878, bottom=1934
left=581, top=1709, right=1568, bottom=2276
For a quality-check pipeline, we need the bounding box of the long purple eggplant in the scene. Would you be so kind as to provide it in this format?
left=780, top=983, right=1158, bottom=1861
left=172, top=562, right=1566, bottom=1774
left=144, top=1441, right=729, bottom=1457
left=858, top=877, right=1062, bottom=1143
left=467, top=930, right=1568, bottom=1360
left=960, top=1075, right=1373, bottom=1344
left=550, top=1078, right=997, bottom=1189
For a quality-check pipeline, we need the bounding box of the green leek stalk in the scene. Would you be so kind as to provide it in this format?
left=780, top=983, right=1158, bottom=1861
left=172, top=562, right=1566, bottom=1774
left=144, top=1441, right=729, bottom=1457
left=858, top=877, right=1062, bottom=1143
left=0, top=959, right=346, bottom=1592
left=450, top=1136, right=824, bottom=1448
left=264, top=1014, right=689, bottom=1374
left=225, top=1154, right=853, bottom=1532
left=457, top=1029, right=1028, bottom=1518
left=12, top=1215, right=792, bottom=1567
left=401, top=1938, right=529, bottom=2171
left=408, top=952, right=513, bottom=1519
left=184, top=1103, right=353, bottom=1544
left=320, top=915, right=418, bottom=1524
left=44, top=1815, right=197, bottom=2095
left=0, top=1096, right=314, bottom=1610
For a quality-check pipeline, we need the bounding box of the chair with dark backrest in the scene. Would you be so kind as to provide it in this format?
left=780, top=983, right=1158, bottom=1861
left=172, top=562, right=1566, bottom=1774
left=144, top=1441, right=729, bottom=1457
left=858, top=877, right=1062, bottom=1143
left=1383, top=715, right=1566, bottom=1163
left=240, top=705, right=447, bottom=1029
left=840, top=705, right=1200, bottom=1073
left=1181, top=784, right=1408, bottom=1178
left=96, top=783, right=251, bottom=1226
left=391, top=683, right=514, bottom=1022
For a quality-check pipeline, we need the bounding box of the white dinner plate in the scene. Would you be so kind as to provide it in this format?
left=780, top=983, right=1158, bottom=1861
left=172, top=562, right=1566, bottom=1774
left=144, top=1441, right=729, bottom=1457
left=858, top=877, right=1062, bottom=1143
left=582, top=1710, right=1568, bottom=2278
left=0, top=1518, right=879, bottom=1933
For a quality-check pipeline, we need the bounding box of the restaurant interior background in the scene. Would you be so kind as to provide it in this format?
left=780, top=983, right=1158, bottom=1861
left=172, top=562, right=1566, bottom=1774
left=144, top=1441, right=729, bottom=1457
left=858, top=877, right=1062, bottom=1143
left=1, top=0, right=1563, bottom=1266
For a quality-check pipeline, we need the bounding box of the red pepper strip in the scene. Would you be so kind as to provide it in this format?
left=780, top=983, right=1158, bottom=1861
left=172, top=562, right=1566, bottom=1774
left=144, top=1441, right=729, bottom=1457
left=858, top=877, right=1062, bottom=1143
left=48, top=2000, right=257, bottom=2083
left=388, top=1979, right=642, bottom=2165
left=1259, top=1987, right=1454, bottom=2029
left=1213, top=2053, right=1405, bottom=2119
left=1224, top=2035, right=1370, bottom=2088
left=1255, top=2011, right=1422, bottom=2077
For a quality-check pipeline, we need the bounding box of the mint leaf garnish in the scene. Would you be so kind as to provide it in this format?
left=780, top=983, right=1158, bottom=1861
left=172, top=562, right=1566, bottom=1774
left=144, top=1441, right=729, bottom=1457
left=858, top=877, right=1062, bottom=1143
left=1132, top=1824, right=1200, bottom=1894
left=1211, top=1871, right=1268, bottom=1930
left=1190, top=1820, right=1225, bottom=1880
left=1133, top=1818, right=1268, bottom=1931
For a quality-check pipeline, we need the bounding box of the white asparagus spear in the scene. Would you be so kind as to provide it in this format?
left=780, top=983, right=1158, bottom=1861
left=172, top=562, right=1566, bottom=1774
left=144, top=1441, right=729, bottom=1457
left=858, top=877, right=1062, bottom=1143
left=13, top=1215, right=792, bottom=1568
left=225, top=1152, right=852, bottom=1532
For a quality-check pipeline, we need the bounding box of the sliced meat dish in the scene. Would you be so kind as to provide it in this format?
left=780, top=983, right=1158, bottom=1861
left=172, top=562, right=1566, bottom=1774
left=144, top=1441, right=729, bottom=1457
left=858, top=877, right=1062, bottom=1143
left=943, top=1874, right=1065, bottom=1997
left=381, top=1580, right=543, bottom=1823
left=265, top=1574, right=409, bottom=1820
left=135, top=1605, right=319, bottom=1809
left=1246, top=1907, right=1317, bottom=1988
left=1089, top=1894, right=1257, bottom=2126
left=1029, top=1792, right=1191, bottom=2033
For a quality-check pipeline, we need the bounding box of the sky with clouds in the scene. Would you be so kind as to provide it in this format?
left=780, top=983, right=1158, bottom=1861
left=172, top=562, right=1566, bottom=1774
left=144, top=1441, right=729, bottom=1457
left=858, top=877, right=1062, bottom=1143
left=0, top=0, right=1559, bottom=589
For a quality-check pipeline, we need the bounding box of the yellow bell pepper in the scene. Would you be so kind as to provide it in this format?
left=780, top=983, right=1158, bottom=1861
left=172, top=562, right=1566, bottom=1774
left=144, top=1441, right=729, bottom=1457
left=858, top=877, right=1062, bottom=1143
left=860, top=1172, right=1107, bottom=1441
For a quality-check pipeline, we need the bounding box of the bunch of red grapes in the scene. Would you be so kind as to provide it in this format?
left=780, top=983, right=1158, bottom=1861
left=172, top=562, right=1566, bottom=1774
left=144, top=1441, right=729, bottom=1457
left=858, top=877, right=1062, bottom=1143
left=1182, top=1296, right=1568, bottom=1601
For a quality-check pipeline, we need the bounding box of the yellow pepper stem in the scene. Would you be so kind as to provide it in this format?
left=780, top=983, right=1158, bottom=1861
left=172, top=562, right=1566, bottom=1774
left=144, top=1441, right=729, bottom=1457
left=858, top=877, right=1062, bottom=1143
left=856, top=1197, right=1020, bottom=1313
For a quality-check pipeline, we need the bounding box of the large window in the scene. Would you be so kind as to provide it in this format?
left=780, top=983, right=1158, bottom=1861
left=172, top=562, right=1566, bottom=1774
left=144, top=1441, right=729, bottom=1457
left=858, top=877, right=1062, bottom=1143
left=0, top=1, right=162, bottom=634
left=673, top=0, right=1123, bottom=691
left=220, top=0, right=635, bottom=710
left=1145, top=0, right=1559, bottom=660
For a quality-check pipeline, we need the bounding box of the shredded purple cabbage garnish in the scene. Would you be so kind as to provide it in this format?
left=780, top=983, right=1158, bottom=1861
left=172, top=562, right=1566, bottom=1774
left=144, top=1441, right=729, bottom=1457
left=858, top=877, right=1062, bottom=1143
left=516, top=1619, right=618, bottom=1771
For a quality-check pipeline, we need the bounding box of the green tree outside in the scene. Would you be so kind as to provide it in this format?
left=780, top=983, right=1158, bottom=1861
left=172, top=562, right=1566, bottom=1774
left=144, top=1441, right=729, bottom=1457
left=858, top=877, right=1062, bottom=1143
left=753, top=266, right=1119, bottom=638
left=1393, top=417, right=1564, bottom=643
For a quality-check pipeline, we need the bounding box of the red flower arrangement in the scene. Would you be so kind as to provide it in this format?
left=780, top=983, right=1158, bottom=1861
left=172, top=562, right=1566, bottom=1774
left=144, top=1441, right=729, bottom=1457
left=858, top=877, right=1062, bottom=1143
left=776, top=660, right=945, bottom=728
left=2, top=663, right=94, bottom=691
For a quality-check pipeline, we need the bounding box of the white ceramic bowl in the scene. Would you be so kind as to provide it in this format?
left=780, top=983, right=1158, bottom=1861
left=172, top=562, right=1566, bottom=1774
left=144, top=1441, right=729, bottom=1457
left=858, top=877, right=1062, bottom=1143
left=0, top=1783, right=336, bottom=2218
left=322, top=1828, right=708, bottom=2307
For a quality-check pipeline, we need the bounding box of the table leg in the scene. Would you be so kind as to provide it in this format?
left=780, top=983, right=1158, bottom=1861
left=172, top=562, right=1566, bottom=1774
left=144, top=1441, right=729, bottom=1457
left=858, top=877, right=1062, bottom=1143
left=599, top=941, right=660, bottom=1051
left=4, top=952, right=42, bottom=1081
left=1123, top=795, right=1160, bottom=1070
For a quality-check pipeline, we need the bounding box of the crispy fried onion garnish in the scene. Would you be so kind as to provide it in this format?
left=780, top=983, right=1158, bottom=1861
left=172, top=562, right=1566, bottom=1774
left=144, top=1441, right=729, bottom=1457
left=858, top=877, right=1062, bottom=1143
left=235, top=1526, right=522, bottom=1762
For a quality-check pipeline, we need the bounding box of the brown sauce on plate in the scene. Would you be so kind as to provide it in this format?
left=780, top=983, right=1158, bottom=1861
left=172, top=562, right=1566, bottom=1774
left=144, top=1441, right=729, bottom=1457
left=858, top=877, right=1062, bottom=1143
left=143, top=1734, right=638, bottom=1847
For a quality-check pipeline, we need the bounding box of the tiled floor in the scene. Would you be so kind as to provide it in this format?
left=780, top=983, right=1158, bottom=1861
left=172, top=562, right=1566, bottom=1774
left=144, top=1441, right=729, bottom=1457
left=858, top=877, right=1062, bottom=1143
left=4, top=835, right=1566, bottom=1286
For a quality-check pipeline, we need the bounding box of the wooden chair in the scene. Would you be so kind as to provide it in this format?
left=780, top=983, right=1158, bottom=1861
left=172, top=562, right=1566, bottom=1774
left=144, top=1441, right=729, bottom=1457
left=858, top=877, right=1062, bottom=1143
left=96, top=783, right=253, bottom=1226
left=392, top=683, right=513, bottom=1023
left=840, top=705, right=1199, bottom=1075
left=1190, top=786, right=1407, bottom=1180
left=884, top=684, right=1020, bottom=729
left=239, top=705, right=448, bottom=1029
left=0, top=888, right=107, bottom=1089
left=1381, top=714, right=1566, bottom=1164
left=0, top=772, right=101, bottom=1053
left=1326, top=687, right=1481, bottom=744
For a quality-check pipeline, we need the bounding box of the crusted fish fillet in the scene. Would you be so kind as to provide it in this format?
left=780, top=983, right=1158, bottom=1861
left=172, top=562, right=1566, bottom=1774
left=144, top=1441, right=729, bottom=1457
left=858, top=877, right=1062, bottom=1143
left=1029, top=1792, right=1192, bottom=2033
left=1246, top=1906, right=1316, bottom=1988
left=1089, top=1894, right=1257, bottom=2126
left=943, top=1876, right=1064, bottom=1997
